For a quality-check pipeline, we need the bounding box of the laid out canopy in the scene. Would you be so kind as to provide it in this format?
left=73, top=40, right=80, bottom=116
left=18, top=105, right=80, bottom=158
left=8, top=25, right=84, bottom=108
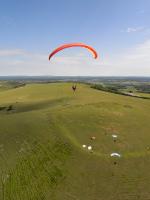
left=112, top=135, right=118, bottom=138
left=49, top=43, right=98, bottom=60
left=110, top=153, right=121, bottom=157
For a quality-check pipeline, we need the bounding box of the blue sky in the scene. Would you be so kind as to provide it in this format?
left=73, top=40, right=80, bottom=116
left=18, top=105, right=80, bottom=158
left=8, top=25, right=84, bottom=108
left=0, top=0, right=150, bottom=76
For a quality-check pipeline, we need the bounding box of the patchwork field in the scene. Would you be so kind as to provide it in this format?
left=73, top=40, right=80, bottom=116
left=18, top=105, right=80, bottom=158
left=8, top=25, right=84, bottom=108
left=0, top=82, right=150, bottom=200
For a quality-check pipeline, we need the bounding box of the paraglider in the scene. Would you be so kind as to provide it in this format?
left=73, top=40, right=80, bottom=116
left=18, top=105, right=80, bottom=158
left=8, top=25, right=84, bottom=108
left=110, top=153, right=121, bottom=165
left=72, top=85, right=77, bottom=92
left=91, top=136, right=96, bottom=140
left=112, top=135, right=118, bottom=138
left=88, top=146, right=92, bottom=150
left=110, top=153, right=121, bottom=157
left=48, top=43, right=98, bottom=92
left=48, top=43, right=98, bottom=60
left=112, top=134, right=118, bottom=142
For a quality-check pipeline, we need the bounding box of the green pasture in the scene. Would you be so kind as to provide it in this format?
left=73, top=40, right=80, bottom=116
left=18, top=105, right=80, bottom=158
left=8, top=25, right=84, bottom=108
left=0, top=82, right=150, bottom=200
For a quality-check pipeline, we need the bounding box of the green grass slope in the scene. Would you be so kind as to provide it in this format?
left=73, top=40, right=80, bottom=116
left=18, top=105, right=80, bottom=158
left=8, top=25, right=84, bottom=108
left=0, top=83, right=150, bottom=200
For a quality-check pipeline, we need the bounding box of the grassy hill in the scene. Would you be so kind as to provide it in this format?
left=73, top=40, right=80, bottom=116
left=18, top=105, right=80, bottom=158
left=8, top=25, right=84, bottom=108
left=0, top=82, right=150, bottom=200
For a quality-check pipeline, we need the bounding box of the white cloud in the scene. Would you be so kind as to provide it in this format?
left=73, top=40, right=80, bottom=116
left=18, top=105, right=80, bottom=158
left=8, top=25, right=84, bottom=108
left=0, top=40, right=150, bottom=76
left=0, top=49, right=26, bottom=57
left=101, top=40, right=150, bottom=76
left=122, top=27, right=144, bottom=33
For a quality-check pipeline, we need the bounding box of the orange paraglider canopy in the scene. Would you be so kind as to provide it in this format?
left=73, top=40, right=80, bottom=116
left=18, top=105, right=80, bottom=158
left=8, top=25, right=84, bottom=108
left=48, top=43, right=98, bottom=60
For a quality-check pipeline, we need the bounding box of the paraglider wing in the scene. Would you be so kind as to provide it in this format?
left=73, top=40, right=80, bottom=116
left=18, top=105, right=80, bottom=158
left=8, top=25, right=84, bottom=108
left=49, top=43, right=98, bottom=60
left=112, top=135, right=118, bottom=138
left=110, top=153, right=121, bottom=157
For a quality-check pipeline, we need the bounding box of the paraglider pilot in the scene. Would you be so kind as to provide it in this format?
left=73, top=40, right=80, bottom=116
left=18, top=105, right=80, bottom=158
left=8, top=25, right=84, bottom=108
left=72, top=85, right=76, bottom=92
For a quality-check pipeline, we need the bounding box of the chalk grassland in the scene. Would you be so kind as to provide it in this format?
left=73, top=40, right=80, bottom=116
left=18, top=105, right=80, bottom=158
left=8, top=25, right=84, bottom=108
left=0, top=83, right=150, bottom=200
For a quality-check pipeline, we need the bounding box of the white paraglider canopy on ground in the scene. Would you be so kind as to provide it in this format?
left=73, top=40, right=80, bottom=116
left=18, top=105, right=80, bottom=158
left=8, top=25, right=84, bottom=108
left=110, top=153, right=121, bottom=157
left=112, top=134, right=118, bottom=138
left=88, top=146, right=92, bottom=150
